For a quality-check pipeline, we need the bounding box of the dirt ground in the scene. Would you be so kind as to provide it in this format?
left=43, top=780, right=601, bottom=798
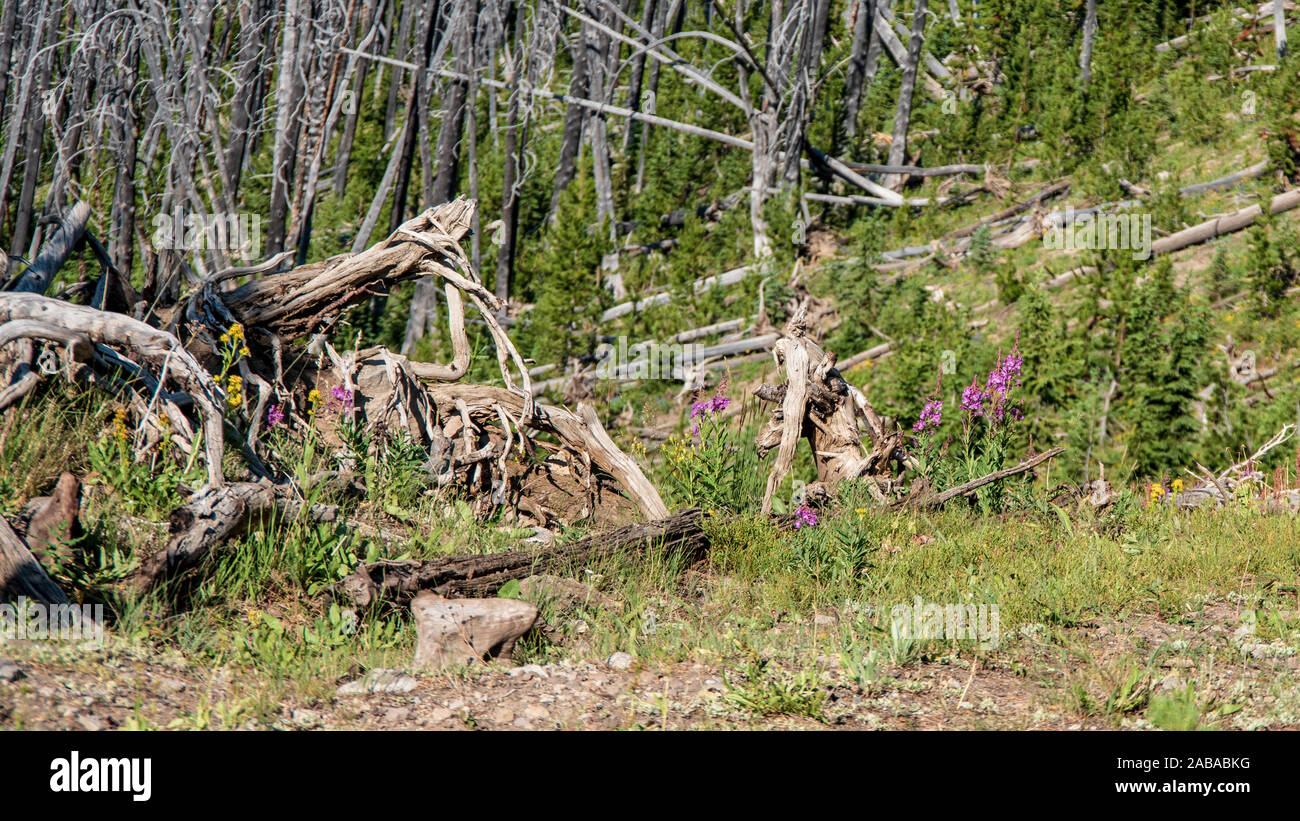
left=3, top=597, right=1296, bottom=731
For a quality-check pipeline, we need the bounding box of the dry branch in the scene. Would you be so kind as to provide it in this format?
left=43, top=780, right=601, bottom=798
left=909, top=447, right=1066, bottom=509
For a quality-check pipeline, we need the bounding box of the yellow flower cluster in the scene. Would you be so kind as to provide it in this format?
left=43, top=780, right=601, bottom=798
left=111, top=408, right=129, bottom=441
left=219, top=323, right=250, bottom=359
left=226, top=374, right=243, bottom=409
left=219, top=322, right=244, bottom=345
left=1171, top=478, right=1184, bottom=494
left=308, top=388, right=322, bottom=414
left=663, top=436, right=698, bottom=481
left=1148, top=483, right=1166, bottom=504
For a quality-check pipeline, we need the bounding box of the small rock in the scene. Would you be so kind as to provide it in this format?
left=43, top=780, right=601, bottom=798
left=813, top=613, right=837, bottom=627
left=383, top=707, right=411, bottom=724
left=522, top=704, right=550, bottom=721
left=490, top=707, right=515, bottom=725
left=291, top=708, right=321, bottom=726
left=427, top=707, right=454, bottom=724
left=0, top=660, right=23, bottom=683
left=607, top=652, right=634, bottom=671
left=509, top=663, right=549, bottom=680
left=157, top=676, right=187, bottom=693
left=336, top=668, right=418, bottom=696
left=77, top=715, right=105, bottom=732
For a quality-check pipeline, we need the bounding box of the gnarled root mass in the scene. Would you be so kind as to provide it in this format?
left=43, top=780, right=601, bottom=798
left=1, top=198, right=669, bottom=600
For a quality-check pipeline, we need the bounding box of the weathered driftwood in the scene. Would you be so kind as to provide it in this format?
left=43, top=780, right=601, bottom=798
left=11, top=201, right=91, bottom=296
left=0, top=292, right=228, bottom=487
left=335, top=508, right=706, bottom=608
left=0, top=516, right=69, bottom=606
left=0, top=320, right=93, bottom=412
left=12, top=472, right=84, bottom=566
left=129, top=481, right=339, bottom=594
left=756, top=305, right=904, bottom=514
left=305, top=348, right=668, bottom=524
left=410, top=592, right=539, bottom=669
left=221, top=198, right=473, bottom=339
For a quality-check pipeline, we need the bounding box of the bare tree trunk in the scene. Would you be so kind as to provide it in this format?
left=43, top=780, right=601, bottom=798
left=385, top=0, right=417, bottom=141
left=0, top=0, right=22, bottom=140
left=1080, top=0, right=1097, bottom=88
left=549, top=16, right=591, bottom=218
left=267, top=0, right=304, bottom=256
left=840, top=0, right=875, bottom=145
left=334, top=0, right=374, bottom=202
left=111, top=43, right=140, bottom=280
left=225, top=0, right=269, bottom=200
left=781, top=0, right=832, bottom=187
left=496, top=48, right=523, bottom=303
left=634, top=0, right=675, bottom=193
left=10, top=5, right=59, bottom=260
left=431, top=0, right=478, bottom=204
left=622, top=0, right=656, bottom=151
left=1276, top=0, right=1288, bottom=60
left=884, top=0, right=926, bottom=192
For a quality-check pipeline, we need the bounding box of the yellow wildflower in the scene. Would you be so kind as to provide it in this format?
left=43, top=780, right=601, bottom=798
left=111, top=409, right=129, bottom=441
left=1171, top=478, right=1184, bottom=494
left=240, top=346, right=250, bottom=358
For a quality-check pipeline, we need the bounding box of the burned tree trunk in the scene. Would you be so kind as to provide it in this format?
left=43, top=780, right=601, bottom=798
left=840, top=0, right=876, bottom=146
left=884, top=0, right=926, bottom=191
left=1079, top=0, right=1097, bottom=88
left=550, top=14, right=592, bottom=217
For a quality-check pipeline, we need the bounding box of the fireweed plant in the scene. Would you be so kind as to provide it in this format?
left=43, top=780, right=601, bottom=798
left=910, top=337, right=1030, bottom=512
left=662, top=382, right=762, bottom=512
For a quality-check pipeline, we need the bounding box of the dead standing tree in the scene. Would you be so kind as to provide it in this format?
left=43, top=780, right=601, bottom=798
left=753, top=303, right=1063, bottom=514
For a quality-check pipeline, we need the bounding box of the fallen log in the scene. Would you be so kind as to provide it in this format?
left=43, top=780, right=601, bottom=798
left=1151, top=187, right=1300, bottom=256
left=335, top=508, right=707, bottom=608
left=128, top=481, right=340, bottom=594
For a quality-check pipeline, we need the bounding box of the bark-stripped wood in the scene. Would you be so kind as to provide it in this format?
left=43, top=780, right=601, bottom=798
left=336, top=508, right=706, bottom=607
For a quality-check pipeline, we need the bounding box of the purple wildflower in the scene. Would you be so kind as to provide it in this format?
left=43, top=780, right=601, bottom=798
left=913, top=398, right=943, bottom=433
left=960, top=379, right=985, bottom=417
left=794, top=505, right=818, bottom=529
left=689, top=389, right=731, bottom=434
left=267, top=404, right=285, bottom=427
left=982, top=338, right=1023, bottom=423
left=328, top=385, right=355, bottom=412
